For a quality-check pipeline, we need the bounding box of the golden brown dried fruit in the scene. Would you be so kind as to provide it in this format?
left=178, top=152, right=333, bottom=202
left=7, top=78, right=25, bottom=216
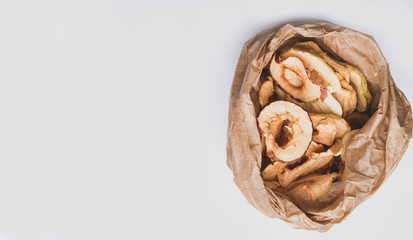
left=310, top=113, right=351, bottom=146
left=287, top=173, right=339, bottom=200
left=330, top=139, right=343, bottom=156
left=312, top=118, right=337, bottom=146
left=292, top=41, right=373, bottom=112
left=305, top=141, right=325, bottom=157
left=277, top=140, right=342, bottom=187
left=259, top=77, right=275, bottom=107
left=292, top=91, right=343, bottom=116
left=294, top=41, right=351, bottom=82
left=257, top=101, right=313, bottom=163
left=347, top=65, right=373, bottom=112
left=333, top=73, right=357, bottom=117
left=279, top=45, right=341, bottom=94
left=261, top=161, right=287, bottom=181
left=269, top=56, right=323, bottom=102
left=273, top=83, right=343, bottom=116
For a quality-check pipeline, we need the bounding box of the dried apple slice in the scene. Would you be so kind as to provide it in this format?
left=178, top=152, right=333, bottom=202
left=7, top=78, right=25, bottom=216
left=294, top=41, right=351, bottom=82
left=291, top=91, right=343, bottom=116
left=269, top=56, right=323, bottom=102
left=287, top=173, right=339, bottom=200
left=316, top=92, right=343, bottom=116
left=310, top=113, right=351, bottom=139
left=305, top=141, right=325, bottom=157
left=333, top=72, right=357, bottom=117
left=331, top=139, right=343, bottom=156
left=279, top=46, right=341, bottom=94
left=292, top=41, right=372, bottom=112
left=347, top=65, right=373, bottom=112
left=273, top=82, right=343, bottom=116
left=310, top=113, right=351, bottom=146
left=259, top=76, right=275, bottom=107
left=277, top=140, right=342, bottom=187
left=261, top=161, right=287, bottom=181
left=312, top=118, right=337, bottom=146
left=257, top=101, right=312, bottom=163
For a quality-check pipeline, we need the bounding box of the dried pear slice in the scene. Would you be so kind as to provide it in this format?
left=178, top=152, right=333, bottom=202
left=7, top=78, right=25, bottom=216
left=310, top=113, right=351, bottom=145
left=259, top=76, right=275, bottom=107
left=277, top=140, right=342, bottom=187
left=257, top=101, right=312, bottom=163
left=287, top=173, right=339, bottom=200
left=279, top=46, right=341, bottom=94
left=345, top=111, right=371, bottom=129
left=261, top=161, right=287, bottom=181
left=269, top=56, right=323, bottom=102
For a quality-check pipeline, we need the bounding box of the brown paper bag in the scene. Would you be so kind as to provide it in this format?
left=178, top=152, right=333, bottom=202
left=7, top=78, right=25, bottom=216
left=226, top=21, right=412, bottom=232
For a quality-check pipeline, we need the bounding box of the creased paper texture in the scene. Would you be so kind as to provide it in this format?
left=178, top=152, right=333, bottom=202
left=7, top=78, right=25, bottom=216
left=226, top=21, right=412, bottom=232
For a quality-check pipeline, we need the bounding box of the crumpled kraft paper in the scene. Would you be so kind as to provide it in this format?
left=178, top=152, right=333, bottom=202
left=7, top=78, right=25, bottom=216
left=226, top=21, right=412, bottom=232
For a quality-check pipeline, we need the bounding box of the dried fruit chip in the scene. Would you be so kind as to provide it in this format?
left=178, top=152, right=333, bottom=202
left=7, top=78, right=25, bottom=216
left=312, top=118, right=337, bottom=146
left=291, top=91, right=343, bottom=116
left=259, top=76, right=275, bottom=107
left=279, top=45, right=341, bottom=94
left=257, top=101, right=312, bottom=163
left=269, top=56, right=323, bottom=102
left=261, top=161, right=287, bottom=181
left=292, top=41, right=373, bottom=112
left=287, top=173, right=339, bottom=200
left=347, top=65, right=373, bottom=112
left=294, top=41, right=351, bottom=83
left=305, top=141, right=325, bottom=157
left=272, top=81, right=343, bottom=117
left=310, top=113, right=351, bottom=146
left=333, top=73, right=357, bottom=117
left=277, top=140, right=342, bottom=187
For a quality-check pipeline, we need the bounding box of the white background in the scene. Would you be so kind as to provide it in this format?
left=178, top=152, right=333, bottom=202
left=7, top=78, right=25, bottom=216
left=0, top=0, right=412, bottom=239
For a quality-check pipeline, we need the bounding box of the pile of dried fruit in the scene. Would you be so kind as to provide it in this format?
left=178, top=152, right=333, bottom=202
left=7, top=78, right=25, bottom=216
left=258, top=41, right=373, bottom=201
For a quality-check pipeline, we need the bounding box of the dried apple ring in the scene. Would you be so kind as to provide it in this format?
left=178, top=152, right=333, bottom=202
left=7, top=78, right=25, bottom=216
left=269, top=56, right=326, bottom=102
left=279, top=45, right=341, bottom=94
left=257, top=101, right=312, bottom=163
